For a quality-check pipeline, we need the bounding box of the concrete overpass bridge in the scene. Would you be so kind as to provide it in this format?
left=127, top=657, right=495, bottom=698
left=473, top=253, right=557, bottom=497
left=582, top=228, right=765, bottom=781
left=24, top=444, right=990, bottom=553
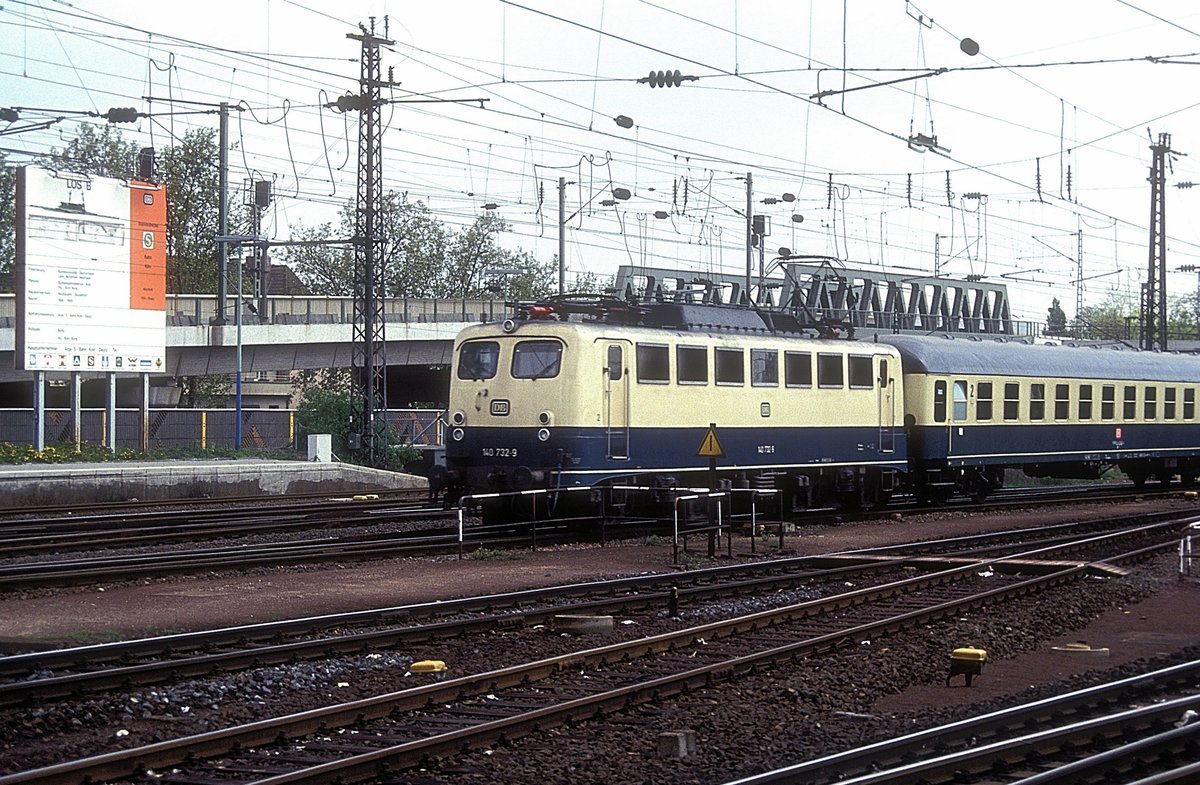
left=0, top=294, right=492, bottom=408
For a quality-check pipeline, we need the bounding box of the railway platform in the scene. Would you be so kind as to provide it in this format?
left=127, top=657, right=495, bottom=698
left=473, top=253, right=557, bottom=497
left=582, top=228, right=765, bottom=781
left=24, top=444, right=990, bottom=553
left=0, top=459, right=427, bottom=506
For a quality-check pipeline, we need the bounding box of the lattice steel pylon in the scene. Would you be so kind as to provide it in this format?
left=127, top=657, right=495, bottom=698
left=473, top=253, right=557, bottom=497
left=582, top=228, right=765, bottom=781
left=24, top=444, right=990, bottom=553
left=347, top=19, right=393, bottom=466
left=1144, top=132, right=1172, bottom=351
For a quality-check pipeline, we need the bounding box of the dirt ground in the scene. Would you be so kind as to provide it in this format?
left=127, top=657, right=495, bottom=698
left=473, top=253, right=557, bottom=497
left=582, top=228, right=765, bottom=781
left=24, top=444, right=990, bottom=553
left=2, top=499, right=1198, bottom=714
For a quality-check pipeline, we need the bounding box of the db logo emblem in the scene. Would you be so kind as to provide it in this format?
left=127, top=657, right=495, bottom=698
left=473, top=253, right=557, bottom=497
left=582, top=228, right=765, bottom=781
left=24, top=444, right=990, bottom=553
left=490, top=399, right=511, bottom=416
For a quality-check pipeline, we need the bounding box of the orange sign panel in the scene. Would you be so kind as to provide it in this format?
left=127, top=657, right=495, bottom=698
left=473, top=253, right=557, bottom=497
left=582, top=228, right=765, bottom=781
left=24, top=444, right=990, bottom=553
left=128, top=181, right=166, bottom=310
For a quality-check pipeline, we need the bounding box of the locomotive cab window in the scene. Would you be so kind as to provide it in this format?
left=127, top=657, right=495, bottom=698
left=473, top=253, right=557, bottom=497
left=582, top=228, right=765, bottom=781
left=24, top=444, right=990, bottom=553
left=817, top=353, right=844, bottom=388
left=636, top=344, right=670, bottom=384
left=751, top=349, right=779, bottom=386
left=606, top=345, right=623, bottom=381
left=457, top=341, right=500, bottom=380
left=1030, top=384, right=1045, bottom=421
left=977, top=381, right=994, bottom=420
left=715, top=348, right=745, bottom=385
left=677, top=346, right=707, bottom=385
left=512, top=340, right=563, bottom=379
left=952, top=380, right=968, bottom=421
left=784, top=351, right=813, bottom=387
left=848, top=356, right=874, bottom=389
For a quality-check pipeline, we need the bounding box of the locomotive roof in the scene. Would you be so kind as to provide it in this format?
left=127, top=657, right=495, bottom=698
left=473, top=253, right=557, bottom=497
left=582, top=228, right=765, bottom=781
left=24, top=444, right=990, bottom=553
left=879, top=334, right=1200, bottom=382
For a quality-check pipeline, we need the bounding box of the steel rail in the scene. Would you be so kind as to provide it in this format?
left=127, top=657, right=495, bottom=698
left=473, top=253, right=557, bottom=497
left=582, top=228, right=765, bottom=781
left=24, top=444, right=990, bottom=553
left=0, top=533, right=1175, bottom=785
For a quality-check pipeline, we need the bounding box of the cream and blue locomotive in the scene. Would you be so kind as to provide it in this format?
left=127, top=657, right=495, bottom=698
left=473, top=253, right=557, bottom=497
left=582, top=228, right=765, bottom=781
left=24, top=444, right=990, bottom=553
left=443, top=299, right=906, bottom=513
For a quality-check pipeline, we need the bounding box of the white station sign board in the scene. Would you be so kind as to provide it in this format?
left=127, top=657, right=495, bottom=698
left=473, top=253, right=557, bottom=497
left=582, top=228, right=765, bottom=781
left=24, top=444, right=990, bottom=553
left=15, top=167, right=167, bottom=373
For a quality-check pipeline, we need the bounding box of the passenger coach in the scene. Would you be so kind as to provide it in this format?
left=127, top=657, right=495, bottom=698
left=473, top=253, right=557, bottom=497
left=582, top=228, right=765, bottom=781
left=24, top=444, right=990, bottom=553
left=883, top=334, right=1200, bottom=501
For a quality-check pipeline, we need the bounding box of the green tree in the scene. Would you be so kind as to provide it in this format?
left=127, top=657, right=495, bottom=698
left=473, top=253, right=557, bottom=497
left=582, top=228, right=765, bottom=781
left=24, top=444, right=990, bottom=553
left=0, top=153, right=14, bottom=291
left=1071, top=289, right=1137, bottom=341
left=159, top=127, right=224, bottom=293
left=50, top=123, right=139, bottom=178
left=294, top=370, right=418, bottom=468
left=439, top=213, right=554, bottom=299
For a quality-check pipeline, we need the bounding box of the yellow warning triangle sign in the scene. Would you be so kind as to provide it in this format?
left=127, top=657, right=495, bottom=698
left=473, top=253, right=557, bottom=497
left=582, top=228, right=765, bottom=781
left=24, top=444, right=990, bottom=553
left=697, top=425, right=725, bottom=458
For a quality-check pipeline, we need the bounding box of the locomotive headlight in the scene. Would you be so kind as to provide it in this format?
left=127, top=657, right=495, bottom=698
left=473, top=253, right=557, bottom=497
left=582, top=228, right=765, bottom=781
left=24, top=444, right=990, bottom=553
left=451, top=427, right=465, bottom=442
left=538, top=410, right=553, bottom=425
left=537, top=428, right=551, bottom=442
left=450, top=410, right=466, bottom=426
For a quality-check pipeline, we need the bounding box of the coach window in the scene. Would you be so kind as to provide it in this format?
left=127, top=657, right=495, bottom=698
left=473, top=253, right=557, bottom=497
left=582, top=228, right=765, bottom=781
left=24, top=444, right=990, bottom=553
left=817, top=353, right=844, bottom=388
left=977, top=381, right=994, bottom=420
left=636, top=344, right=670, bottom=384
left=952, top=380, right=968, bottom=420
left=1102, top=385, right=1116, bottom=420
left=677, top=346, right=707, bottom=385
left=1030, top=383, right=1045, bottom=421
left=1003, top=382, right=1020, bottom=420
left=1123, top=385, right=1137, bottom=419
left=1079, top=385, right=1093, bottom=420
left=457, top=340, right=500, bottom=380
left=512, top=340, right=563, bottom=379
left=784, top=351, right=813, bottom=387
left=934, top=380, right=947, bottom=422
left=1144, top=386, right=1158, bottom=420
left=1054, top=384, right=1070, bottom=420
left=1165, top=387, right=1177, bottom=420
left=1186, top=388, right=1196, bottom=420
left=751, top=348, right=779, bottom=386
left=715, top=348, right=745, bottom=385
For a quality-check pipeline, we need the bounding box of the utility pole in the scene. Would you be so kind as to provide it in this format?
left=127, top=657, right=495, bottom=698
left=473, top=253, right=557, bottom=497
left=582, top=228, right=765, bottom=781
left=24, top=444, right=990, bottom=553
left=558, top=176, right=566, bottom=296
left=213, top=102, right=229, bottom=325
left=1145, top=132, right=1173, bottom=351
left=744, top=172, right=753, bottom=304
left=1075, top=229, right=1083, bottom=338
left=346, top=18, right=393, bottom=466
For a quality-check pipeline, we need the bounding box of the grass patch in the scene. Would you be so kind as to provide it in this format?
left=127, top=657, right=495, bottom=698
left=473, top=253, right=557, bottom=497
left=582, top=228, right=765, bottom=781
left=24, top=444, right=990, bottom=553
left=469, top=547, right=523, bottom=561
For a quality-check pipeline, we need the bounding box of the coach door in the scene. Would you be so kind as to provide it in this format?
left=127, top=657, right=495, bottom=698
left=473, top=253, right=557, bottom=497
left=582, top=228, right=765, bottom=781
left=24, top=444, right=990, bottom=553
left=605, top=343, right=630, bottom=459
left=877, top=357, right=896, bottom=452
left=948, top=379, right=969, bottom=454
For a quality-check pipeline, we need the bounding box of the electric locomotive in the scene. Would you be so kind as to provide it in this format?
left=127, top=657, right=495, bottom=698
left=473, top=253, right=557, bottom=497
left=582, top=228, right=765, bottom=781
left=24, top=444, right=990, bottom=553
left=441, top=296, right=905, bottom=514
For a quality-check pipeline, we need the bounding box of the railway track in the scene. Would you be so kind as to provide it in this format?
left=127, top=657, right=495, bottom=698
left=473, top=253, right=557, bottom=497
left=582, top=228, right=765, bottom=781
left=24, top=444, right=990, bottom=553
left=726, top=659, right=1200, bottom=784
left=0, top=519, right=1183, bottom=785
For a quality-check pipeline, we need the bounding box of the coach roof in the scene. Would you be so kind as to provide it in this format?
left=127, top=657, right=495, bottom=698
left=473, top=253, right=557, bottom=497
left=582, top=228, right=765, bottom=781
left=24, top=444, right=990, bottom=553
left=879, top=334, right=1200, bottom=383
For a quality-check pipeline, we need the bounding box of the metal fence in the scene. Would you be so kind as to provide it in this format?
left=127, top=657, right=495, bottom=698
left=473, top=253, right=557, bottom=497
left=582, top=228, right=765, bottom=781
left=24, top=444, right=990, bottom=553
left=0, top=408, right=444, bottom=451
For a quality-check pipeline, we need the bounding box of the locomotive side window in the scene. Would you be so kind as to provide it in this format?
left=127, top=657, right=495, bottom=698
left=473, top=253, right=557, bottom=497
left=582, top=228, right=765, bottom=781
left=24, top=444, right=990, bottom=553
left=715, top=348, right=745, bottom=385
left=1054, top=384, right=1070, bottom=420
left=952, top=380, right=968, bottom=420
left=457, top=341, right=500, bottom=380
left=751, top=349, right=779, bottom=386
left=1101, top=386, right=1115, bottom=420
left=977, top=382, right=994, bottom=420
left=677, top=346, right=707, bottom=385
left=1079, top=385, right=1093, bottom=420
left=817, top=353, right=844, bottom=388
left=1029, top=384, right=1045, bottom=421
left=848, top=356, right=873, bottom=389
left=512, top=340, right=563, bottom=379
left=1144, top=386, right=1158, bottom=420
left=1003, top=382, right=1020, bottom=420
left=1165, top=387, right=1177, bottom=420
left=933, top=380, right=947, bottom=422
left=784, top=351, right=813, bottom=387
left=1186, top=388, right=1196, bottom=420
left=1123, top=386, right=1137, bottom=419
left=636, top=344, right=670, bottom=383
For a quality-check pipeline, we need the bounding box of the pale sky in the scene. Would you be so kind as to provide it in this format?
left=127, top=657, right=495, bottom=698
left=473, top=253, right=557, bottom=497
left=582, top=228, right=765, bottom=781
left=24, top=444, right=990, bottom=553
left=5, top=0, right=1200, bottom=326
